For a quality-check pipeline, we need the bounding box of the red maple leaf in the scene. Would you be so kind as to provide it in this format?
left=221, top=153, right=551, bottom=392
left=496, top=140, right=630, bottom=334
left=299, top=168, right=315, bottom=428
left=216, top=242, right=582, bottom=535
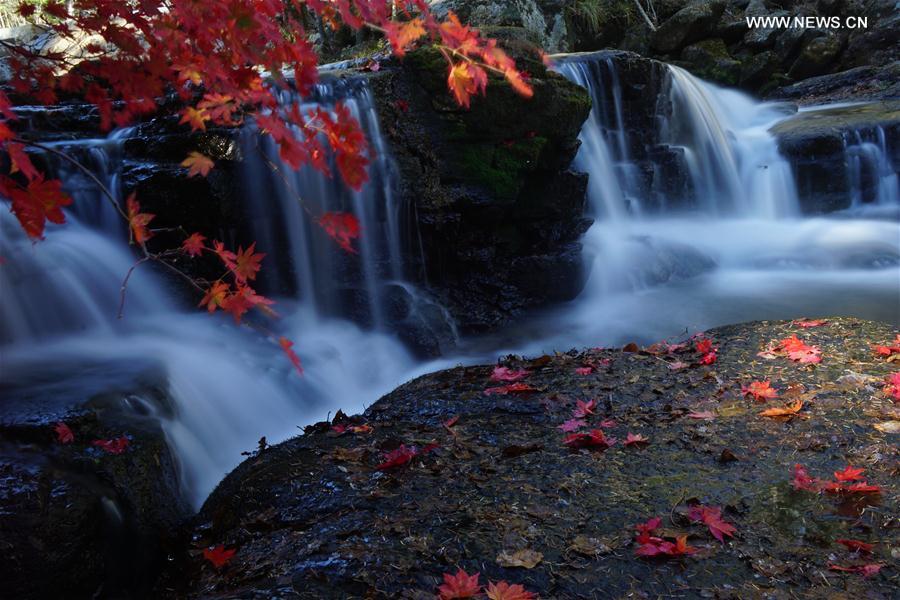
left=836, top=539, right=874, bottom=554
left=202, top=544, right=236, bottom=569
left=318, top=212, right=361, bottom=253
left=199, top=281, right=230, bottom=313
left=791, top=463, right=821, bottom=492
left=742, top=380, right=778, bottom=401
left=484, top=382, right=536, bottom=395
left=182, top=232, right=206, bottom=257
left=278, top=336, right=303, bottom=375
left=376, top=444, right=418, bottom=470
left=54, top=421, right=74, bottom=444
left=558, top=418, right=586, bottom=432
left=221, top=285, right=275, bottom=323
left=695, top=339, right=714, bottom=355
left=687, top=505, right=737, bottom=543
left=5, top=174, right=73, bottom=239
left=634, top=519, right=697, bottom=558
left=698, top=351, right=717, bottom=365
left=490, top=366, right=529, bottom=382
left=437, top=568, right=481, bottom=599
left=575, top=366, right=593, bottom=375
left=793, top=319, right=828, bottom=328
left=563, top=429, right=616, bottom=450
left=827, top=563, right=884, bottom=577
left=180, top=151, right=214, bottom=177
left=232, top=242, right=265, bottom=284
left=624, top=432, right=649, bottom=447
left=572, top=398, right=596, bottom=418
left=833, top=465, right=865, bottom=482
left=92, top=436, right=129, bottom=454
left=883, top=372, right=900, bottom=401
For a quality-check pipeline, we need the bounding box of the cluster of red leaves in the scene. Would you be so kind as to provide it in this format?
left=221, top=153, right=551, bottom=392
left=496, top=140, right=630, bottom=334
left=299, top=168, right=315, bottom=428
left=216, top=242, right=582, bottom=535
left=484, top=365, right=536, bottom=395
left=437, top=569, right=536, bottom=599
left=741, top=380, right=778, bottom=401
left=91, top=436, right=130, bottom=455
left=791, top=464, right=882, bottom=495
left=694, top=338, right=717, bottom=365
left=490, top=365, right=530, bottom=382
left=2, top=1, right=531, bottom=377
left=687, top=505, right=736, bottom=543
left=330, top=423, right=373, bottom=435
left=758, top=335, right=822, bottom=364
left=203, top=544, right=236, bottom=569
left=633, top=517, right=697, bottom=558
left=872, top=334, right=900, bottom=358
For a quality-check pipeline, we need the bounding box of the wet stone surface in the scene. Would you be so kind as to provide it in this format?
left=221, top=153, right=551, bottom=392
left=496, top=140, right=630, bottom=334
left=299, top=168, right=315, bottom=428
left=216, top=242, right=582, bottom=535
left=169, top=318, right=898, bottom=598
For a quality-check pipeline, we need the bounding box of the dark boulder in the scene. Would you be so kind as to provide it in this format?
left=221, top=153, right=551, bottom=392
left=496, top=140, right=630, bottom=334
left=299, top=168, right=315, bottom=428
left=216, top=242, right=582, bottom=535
left=0, top=357, right=191, bottom=599
left=168, top=317, right=900, bottom=599
left=651, top=0, right=727, bottom=54
left=679, top=38, right=742, bottom=86
left=789, top=33, right=844, bottom=80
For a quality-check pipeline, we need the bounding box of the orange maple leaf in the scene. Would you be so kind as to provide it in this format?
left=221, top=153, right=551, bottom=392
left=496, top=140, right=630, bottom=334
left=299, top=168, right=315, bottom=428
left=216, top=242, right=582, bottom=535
left=179, top=106, right=208, bottom=132
left=485, top=581, right=537, bottom=600
left=447, top=61, right=487, bottom=108
left=759, top=399, right=804, bottom=418
left=126, top=193, right=154, bottom=244
left=182, top=232, right=206, bottom=257
left=199, top=280, right=229, bottom=313
left=384, top=18, right=425, bottom=57
left=232, top=242, right=264, bottom=284
left=181, top=151, right=214, bottom=177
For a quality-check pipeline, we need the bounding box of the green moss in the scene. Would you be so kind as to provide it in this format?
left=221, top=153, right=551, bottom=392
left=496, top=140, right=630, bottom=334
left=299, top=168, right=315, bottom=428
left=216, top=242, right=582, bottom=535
left=458, top=136, right=548, bottom=200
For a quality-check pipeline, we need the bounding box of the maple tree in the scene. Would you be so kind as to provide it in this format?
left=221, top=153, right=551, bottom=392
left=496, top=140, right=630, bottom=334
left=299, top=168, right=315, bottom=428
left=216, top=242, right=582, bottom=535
left=1, top=0, right=533, bottom=371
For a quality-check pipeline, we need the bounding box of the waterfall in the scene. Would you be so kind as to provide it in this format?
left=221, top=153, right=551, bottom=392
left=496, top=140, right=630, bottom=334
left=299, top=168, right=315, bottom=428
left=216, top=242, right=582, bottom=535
left=514, top=53, right=900, bottom=351
left=843, top=125, right=899, bottom=209
left=1, top=80, right=431, bottom=508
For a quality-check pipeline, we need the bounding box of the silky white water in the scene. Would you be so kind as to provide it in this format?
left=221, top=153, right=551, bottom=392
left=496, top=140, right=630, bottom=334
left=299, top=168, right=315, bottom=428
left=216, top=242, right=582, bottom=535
left=2, top=64, right=898, bottom=509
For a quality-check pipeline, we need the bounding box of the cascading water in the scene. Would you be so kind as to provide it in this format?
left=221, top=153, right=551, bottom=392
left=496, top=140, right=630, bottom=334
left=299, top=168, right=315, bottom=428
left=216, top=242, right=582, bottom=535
left=1, top=80, right=433, bottom=508
left=3, top=55, right=898, bottom=510
left=514, top=54, right=900, bottom=351
left=843, top=125, right=899, bottom=209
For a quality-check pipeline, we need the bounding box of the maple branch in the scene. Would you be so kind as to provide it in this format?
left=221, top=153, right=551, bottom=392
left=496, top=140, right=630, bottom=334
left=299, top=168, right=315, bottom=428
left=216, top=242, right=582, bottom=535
left=118, top=256, right=150, bottom=319
left=20, top=139, right=128, bottom=220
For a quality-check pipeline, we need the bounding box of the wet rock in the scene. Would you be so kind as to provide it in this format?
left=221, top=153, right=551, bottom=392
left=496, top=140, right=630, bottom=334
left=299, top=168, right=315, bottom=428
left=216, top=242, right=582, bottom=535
left=770, top=62, right=900, bottom=105
left=739, top=50, right=779, bottom=89
left=170, top=317, right=900, bottom=599
left=679, top=38, right=742, bottom=86
left=788, top=33, right=843, bottom=80
left=369, top=37, right=593, bottom=333
left=0, top=358, right=191, bottom=599
left=771, top=100, right=900, bottom=213
left=651, top=0, right=727, bottom=54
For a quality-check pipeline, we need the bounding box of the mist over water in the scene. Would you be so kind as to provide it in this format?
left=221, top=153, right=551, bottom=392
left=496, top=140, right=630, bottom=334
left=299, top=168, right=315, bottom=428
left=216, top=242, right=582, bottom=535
left=2, top=62, right=897, bottom=507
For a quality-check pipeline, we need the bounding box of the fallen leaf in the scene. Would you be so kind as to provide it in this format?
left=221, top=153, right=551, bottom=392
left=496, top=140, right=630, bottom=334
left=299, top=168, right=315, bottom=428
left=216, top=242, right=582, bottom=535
left=485, top=580, right=537, bottom=600
left=759, top=399, right=804, bottom=418
left=202, top=544, right=236, bottom=569
left=490, top=366, right=530, bottom=382
left=54, top=422, right=74, bottom=444
left=836, top=539, right=874, bottom=554
left=496, top=548, right=543, bottom=569
left=438, top=568, right=481, bottom=599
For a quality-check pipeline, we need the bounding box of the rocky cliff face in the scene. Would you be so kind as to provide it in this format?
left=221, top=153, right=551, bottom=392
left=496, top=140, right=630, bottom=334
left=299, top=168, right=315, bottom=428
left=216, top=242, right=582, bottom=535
left=369, top=38, right=592, bottom=333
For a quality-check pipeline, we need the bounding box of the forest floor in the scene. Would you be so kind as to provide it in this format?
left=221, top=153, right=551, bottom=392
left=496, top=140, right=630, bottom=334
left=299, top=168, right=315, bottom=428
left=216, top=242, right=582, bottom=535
left=167, top=317, right=899, bottom=599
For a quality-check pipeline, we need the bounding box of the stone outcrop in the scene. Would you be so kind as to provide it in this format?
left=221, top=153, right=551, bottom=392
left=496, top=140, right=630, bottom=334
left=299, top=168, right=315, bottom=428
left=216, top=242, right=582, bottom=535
left=0, top=357, right=191, bottom=599
left=771, top=100, right=900, bottom=212
left=370, top=38, right=593, bottom=333
left=166, top=317, right=899, bottom=598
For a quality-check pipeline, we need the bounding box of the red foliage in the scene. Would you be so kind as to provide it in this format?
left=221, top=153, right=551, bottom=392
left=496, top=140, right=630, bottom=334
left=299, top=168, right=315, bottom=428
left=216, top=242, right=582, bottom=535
left=558, top=418, right=587, bottom=432
left=203, top=544, right=236, bottom=569
left=883, top=372, right=900, bottom=401
left=278, top=336, right=303, bottom=375
left=437, top=568, right=481, bottom=599
left=54, top=421, right=74, bottom=444
left=687, top=505, right=737, bottom=543
left=624, top=432, right=649, bottom=447
left=376, top=444, right=418, bottom=470
left=490, top=366, right=530, bottom=382
left=827, top=563, right=884, bottom=577
left=759, top=335, right=822, bottom=364
left=634, top=517, right=697, bottom=558
left=791, top=464, right=821, bottom=492
left=92, top=436, right=130, bottom=454
left=484, top=382, right=536, bottom=395
left=836, top=539, right=875, bottom=554
left=1, top=0, right=531, bottom=373
left=572, top=399, right=597, bottom=418
left=563, top=429, right=616, bottom=450
left=742, top=380, right=778, bottom=401
left=485, top=581, right=537, bottom=600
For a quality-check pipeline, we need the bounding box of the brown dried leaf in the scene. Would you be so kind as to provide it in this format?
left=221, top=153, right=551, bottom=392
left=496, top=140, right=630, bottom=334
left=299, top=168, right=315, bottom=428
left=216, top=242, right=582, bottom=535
left=496, top=548, right=543, bottom=569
